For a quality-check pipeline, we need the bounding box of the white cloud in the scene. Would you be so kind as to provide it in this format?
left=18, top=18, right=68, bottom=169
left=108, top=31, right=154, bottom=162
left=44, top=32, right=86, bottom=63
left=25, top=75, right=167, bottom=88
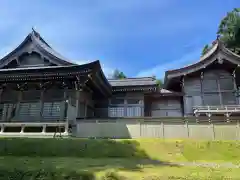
left=0, top=0, right=207, bottom=80
left=102, top=66, right=115, bottom=78
left=136, top=48, right=202, bottom=78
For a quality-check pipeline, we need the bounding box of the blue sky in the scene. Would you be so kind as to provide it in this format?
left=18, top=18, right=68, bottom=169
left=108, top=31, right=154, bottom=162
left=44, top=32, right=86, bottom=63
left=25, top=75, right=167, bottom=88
left=0, top=0, right=239, bottom=78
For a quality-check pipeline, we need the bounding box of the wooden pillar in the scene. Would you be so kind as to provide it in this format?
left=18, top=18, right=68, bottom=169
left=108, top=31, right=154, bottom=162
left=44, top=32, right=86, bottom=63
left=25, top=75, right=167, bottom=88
left=181, top=76, right=185, bottom=116
left=161, top=121, right=164, bottom=138
left=0, top=88, right=2, bottom=102
left=60, top=88, right=67, bottom=120
left=0, top=88, right=3, bottom=121
left=15, top=89, right=23, bottom=120
left=60, top=87, right=68, bottom=134
left=124, top=98, right=127, bottom=117
left=75, top=90, right=80, bottom=121
left=233, top=68, right=239, bottom=104
left=75, top=76, right=82, bottom=121
left=84, top=100, right=88, bottom=119
left=200, top=72, right=204, bottom=105
left=39, top=81, right=52, bottom=121
left=216, top=74, right=223, bottom=105
left=39, top=89, right=45, bottom=121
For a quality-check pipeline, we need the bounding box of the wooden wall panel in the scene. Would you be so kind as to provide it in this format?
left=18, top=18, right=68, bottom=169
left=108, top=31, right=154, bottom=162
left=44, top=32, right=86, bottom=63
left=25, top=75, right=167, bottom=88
left=183, top=69, right=238, bottom=116
left=151, top=97, right=182, bottom=117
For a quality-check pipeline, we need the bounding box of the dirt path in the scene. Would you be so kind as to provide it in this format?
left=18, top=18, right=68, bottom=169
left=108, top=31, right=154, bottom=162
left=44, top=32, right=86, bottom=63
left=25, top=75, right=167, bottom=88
left=173, top=161, right=240, bottom=168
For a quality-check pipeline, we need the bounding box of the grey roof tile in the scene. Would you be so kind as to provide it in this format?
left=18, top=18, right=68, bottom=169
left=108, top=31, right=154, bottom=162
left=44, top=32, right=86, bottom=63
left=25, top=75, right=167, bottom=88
left=32, top=33, right=75, bottom=65
left=109, top=77, right=157, bottom=87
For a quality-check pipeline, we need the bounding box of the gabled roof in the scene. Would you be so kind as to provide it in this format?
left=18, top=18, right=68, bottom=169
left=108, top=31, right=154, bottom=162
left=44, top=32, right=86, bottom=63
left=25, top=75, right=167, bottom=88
left=109, top=77, right=157, bottom=87
left=109, top=77, right=157, bottom=92
left=0, top=29, right=76, bottom=68
left=0, top=60, right=112, bottom=96
left=164, top=39, right=240, bottom=88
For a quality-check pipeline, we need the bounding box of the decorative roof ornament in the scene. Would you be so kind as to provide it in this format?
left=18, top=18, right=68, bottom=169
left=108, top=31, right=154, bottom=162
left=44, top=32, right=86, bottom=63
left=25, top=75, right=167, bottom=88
left=212, top=35, right=221, bottom=46
left=31, top=27, right=40, bottom=39
left=31, top=27, right=35, bottom=32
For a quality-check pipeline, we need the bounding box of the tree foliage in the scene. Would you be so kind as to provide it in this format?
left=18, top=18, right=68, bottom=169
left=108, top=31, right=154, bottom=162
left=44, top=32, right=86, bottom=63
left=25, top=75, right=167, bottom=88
left=152, top=75, right=163, bottom=87
left=217, top=8, right=240, bottom=53
left=201, top=8, right=240, bottom=57
left=112, top=69, right=126, bottom=79
left=201, top=44, right=210, bottom=56
left=156, top=79, right=163, bottom=87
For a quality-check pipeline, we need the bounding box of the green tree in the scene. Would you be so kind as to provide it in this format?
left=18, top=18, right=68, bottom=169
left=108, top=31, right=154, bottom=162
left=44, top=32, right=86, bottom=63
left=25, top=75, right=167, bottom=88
left=201, top=44, right=210, bottom=56
left=156, top=79, right=163, bottom=87
left=217, top=8, right=240, bottom=53
left=152, top=75, right=163, bottom=87
left=112, top=69, right=126, bottom=79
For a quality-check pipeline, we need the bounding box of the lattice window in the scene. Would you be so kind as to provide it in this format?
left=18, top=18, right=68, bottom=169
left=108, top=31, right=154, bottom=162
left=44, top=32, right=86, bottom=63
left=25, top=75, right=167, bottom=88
left=108, top=106, right=125, bottom=117
left=0, top=104, right=3, bottom=120
left=42, top=102, right=61, bottom=120
left=18, top=102, right=41, bottom=117
left=3, top=103, right=16, bottom=121
left=126, top=106, right=142, bottom=117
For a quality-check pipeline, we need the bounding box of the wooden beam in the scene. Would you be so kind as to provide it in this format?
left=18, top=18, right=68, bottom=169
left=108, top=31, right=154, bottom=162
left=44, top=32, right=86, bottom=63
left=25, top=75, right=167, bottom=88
left=89, top=71, right=111, bottom=97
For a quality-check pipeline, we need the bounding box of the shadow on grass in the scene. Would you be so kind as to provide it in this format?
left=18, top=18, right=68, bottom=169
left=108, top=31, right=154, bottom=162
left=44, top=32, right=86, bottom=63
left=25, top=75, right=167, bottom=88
left=0, top=168, right=96, bottom=180
left=0, top=138, right=179, bottom=172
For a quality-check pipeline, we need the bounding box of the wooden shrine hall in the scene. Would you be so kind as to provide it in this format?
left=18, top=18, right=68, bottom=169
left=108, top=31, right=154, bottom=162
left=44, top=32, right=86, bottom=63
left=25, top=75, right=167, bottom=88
left=1, top=30, right=240, bottom=137
left=0, top=30, right=112, bottom=136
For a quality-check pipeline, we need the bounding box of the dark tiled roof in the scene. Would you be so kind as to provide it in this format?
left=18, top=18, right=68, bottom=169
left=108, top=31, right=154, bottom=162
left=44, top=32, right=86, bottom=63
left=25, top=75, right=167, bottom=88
left=0, top=29, right=76, bottom=68
left=164, top=39, right=240, bottom=89
left=108, top=77, right=157, bottom=87
left=165, top=39, right=240, bottom=78
left=31, top=30, right=76, bottom=65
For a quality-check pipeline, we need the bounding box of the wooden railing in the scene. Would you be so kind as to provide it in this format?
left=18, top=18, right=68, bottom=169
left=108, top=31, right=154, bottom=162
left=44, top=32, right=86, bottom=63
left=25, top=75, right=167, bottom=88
left=0, top=101, right=67, bottom=122
left=77, top=116, right=240, bottom=123
left=193, top=105, right=240, bottom=115
left=0, top=122, right=69, bottom=137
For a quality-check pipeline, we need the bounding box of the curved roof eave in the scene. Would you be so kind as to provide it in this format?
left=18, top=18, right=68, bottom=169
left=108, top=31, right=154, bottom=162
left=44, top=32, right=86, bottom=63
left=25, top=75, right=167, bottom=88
left=31, top=34, right=76, bottom=66
left=165, top=40, right=240, bottom=80
left=165, top=42, right=219, bottom=78
left=0, top=34, right=31, bottom=67
left=0, top=31, right=76, bottom=68
left=93, top=60, right=112, bottom=90
left=0, top=60, right=99, bottom=73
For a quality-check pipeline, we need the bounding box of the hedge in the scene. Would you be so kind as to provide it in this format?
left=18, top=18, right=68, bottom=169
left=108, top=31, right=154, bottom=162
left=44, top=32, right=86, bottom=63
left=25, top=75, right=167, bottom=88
left=0, top=138, right=148, bottom=158
left=0, top=168, right=95, bottom=180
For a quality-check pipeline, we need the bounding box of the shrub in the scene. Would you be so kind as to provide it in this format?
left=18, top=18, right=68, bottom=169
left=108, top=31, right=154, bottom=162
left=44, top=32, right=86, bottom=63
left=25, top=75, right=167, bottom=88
left=0, top=138, right=148, bottom=159
left=0, top=168, right=95, bottom=180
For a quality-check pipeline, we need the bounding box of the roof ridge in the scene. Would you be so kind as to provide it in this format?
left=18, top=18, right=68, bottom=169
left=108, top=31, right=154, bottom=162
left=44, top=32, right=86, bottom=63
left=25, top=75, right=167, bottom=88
left=108, top=77, right=155, bottom=81
left=30, top=29, right=76, bottom=65
left=31, top=28, right=51, bottom=48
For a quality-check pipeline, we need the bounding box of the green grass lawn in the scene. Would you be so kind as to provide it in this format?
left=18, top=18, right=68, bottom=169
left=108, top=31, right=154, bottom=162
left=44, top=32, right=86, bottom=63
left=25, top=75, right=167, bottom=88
left=135, top=139, right=240, bottom=163
left=0, top=157, right=239, bottom=179
left=0, top=138, right=239, bottom=179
